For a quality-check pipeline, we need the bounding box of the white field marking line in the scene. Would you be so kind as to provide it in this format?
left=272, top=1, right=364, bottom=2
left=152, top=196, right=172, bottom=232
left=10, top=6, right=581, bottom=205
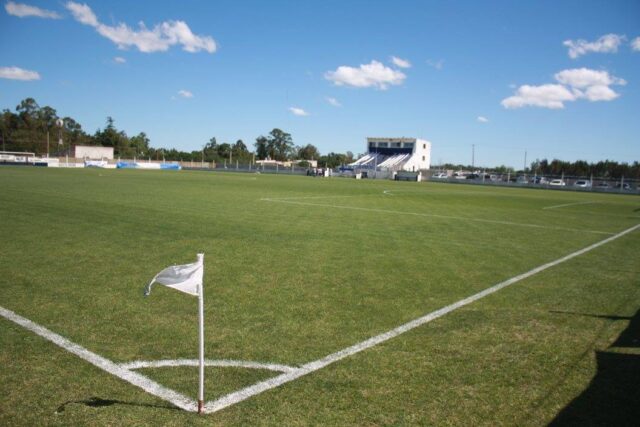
left=543, top=201, right=597, bottom=210
left=120, top=359, right=299, bottom=373
left=261, top=198, right=614, bottom=236
left=261, top=195, right=359, bottom=201
left=383, top=189, right=506, bottom=197
left=205, top=223, right=640, bottom=414
left=0, top=306, right=197, bottom=412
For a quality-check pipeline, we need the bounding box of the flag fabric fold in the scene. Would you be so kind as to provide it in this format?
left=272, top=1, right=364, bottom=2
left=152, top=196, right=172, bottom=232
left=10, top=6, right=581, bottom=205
left=144, top=254, right=204, bottom=297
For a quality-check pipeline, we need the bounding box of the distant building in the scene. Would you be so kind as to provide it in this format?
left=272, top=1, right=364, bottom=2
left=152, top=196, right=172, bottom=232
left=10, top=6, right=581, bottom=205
left=350, top=137, right=431, bottom=171
left=74, top=145, right=114, bottom=160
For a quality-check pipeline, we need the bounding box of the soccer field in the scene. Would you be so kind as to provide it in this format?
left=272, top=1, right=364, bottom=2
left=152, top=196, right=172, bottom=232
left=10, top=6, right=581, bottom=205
left=1, top=167, right=639, bottom=426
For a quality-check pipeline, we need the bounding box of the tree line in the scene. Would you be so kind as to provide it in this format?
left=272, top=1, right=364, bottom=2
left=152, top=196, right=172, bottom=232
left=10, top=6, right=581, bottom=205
left=0, top=98, right=355, bottom=167
left=3, top=98, right=636, bottom=175
left=529, top=158, right=640, bottom=179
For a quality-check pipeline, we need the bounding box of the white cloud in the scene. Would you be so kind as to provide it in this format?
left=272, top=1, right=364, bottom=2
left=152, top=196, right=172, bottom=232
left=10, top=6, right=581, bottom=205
left=65, top=1, right=97, bottom=26
left=289, top=107, right=309, bottom=116
left=177, top=90, right=193, bottom=98
left=477, top=116, right=489, bottom=123
left=325, top=97, right=341, bottom=107
left=426, top=59, right=444, bottom=70
left=563, top=34, right=625, bottom=59
left=582, top=84, right=620, bottom=102
left=5, top=1, right=61, bottom=19
left=502, top=84, right=578, bottom=109
left=554, top=68, right=625, bottom=89
left=114, top=56, right=126, bottom=64
left=390, top=56, right=411, bottom=68
left=632, top=37, right=640, bottom=51
left=325, top=60, right=406, bottom=90
left=65, top=2, right=216, bottom=54
left=502, top=68, right=625, bottom=109
left=0, top=66, right=40, bottom=81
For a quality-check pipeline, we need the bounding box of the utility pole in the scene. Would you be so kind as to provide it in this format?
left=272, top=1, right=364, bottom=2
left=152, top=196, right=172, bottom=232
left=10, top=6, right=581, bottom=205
left=471, top=144, right=475, bottom=169
left=524, top=150, right=527, bottom=172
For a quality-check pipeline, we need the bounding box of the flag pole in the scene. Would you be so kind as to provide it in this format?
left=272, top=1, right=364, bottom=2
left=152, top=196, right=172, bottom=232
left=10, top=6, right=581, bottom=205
left=197, top=253, right=205, bottom=414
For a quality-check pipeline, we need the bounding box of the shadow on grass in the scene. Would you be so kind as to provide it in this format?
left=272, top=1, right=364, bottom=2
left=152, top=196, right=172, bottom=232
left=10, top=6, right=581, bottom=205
left=549, top=309, right=640, bottom=426
left=56, top=396, right=180, bottom=413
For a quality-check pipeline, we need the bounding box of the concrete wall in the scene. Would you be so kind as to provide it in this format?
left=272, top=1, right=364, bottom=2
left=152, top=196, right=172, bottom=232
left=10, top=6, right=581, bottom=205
left=74, top=145, right=114, bottom=160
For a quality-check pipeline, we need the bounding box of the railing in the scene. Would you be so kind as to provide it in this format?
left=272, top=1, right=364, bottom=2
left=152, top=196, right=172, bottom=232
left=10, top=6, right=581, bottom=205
left=426, top=173, right=639, bottom=194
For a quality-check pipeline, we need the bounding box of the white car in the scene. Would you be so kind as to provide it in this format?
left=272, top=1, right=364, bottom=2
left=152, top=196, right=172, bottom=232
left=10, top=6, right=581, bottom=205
left=432, top=173, right=448, bottom=179
left=549, top=179, right=566, bottom=186
left=574, top=180, right=591, bottom=188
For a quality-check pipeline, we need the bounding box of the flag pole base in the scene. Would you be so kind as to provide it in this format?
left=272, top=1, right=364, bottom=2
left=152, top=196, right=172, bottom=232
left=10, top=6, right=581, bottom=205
left=198, top=400, right=204, bottom=414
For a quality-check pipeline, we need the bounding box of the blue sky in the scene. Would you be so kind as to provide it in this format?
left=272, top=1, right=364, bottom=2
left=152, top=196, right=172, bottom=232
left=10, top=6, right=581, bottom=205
left=1, top=0, right=639, bottom=167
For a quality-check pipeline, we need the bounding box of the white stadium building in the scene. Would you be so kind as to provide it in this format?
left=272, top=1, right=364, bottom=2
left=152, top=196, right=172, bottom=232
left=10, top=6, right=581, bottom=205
left=349, top=137, right=431, bottom=171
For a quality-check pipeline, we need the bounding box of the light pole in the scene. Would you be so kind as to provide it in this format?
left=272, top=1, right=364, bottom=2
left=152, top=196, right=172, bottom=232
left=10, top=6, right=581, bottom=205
left=55, top=118, right=65, bottom=158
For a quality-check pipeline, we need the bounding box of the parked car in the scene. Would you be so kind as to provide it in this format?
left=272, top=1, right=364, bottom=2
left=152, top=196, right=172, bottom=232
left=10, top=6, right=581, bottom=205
left=574, top=180, right=591, bottom=188
left=615, top=182, right=632, bottom=190
left=432, top=173, right=448, bottom=179
left=516, top=176, right=529, bottom=184
left=549, top=179, right=566, bottom=186
left=530, top=176, right=549, bottom=184
left=596, top=182, right=610, bottom=188
left=466, top=173, right=480, bottom=180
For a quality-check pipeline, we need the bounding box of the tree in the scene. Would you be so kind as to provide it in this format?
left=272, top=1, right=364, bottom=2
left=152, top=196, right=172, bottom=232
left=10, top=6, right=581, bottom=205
left=269, top=128, right=294, bottom=160
left=130, top=132, right=150, bottom=157
left=217, top=143, right=232, bottom=160
left=255, top=135, right=268, bottom=160
left=232, top=139, right=251, bottom=162
left=16, top=98, right=39, bottom=117
left=318, top=152, right=350, bottom=168
left=297, top=144, right=320, bottom=160
left=202, top=137, right=219, bottom=162
left=94, top=117, right=129, bottom=155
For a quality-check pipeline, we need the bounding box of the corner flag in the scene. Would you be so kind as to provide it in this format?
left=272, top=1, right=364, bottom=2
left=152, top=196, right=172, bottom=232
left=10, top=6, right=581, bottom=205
left=144, top=254, right=204, bottom=297
left=144, top=253, right=207, bottom=414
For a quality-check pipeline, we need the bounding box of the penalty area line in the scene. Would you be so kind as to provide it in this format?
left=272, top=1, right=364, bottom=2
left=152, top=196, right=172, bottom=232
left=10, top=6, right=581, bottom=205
left=543, top=201, right=597, bottom=210
left=262, top=198, right=614, bottom=235
left=205, top=223, right=640, bottom=414
left=0, top=306, right=197, bottom=412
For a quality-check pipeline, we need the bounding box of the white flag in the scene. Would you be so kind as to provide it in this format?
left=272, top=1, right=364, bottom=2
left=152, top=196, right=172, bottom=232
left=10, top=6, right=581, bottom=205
left=145, top=254, right=204, bottom=297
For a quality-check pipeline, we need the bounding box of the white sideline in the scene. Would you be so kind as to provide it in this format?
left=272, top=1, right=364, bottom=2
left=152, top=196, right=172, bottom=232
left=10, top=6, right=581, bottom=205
left=261, top=198, right=614, bottom=235
left=543, top=201, right=596, bottom=210
left=204, top=223, right=640, bottom=413
left=120, top=359, right=299, bottom=373
left=0, top=306, right=197, bottom=412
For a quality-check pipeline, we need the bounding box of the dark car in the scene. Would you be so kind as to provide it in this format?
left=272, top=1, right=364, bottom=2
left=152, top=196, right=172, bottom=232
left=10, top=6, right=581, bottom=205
left=615, top=182, right=632, bottom=190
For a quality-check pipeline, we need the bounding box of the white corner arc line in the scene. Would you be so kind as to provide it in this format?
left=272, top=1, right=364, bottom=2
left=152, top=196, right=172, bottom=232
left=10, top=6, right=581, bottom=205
left=543, top=201, right=597, bottom=210
left=261, top=199, right=614, bottom=235
left=120, top=359, right=299, bottom=373
left=205, top=223, right=640, bottom=414
left=0, top=307, right=197, bottom=412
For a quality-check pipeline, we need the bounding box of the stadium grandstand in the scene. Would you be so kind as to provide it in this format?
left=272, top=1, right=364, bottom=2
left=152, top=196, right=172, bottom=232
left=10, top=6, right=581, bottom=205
left=349, top=137, right=431, bottom=172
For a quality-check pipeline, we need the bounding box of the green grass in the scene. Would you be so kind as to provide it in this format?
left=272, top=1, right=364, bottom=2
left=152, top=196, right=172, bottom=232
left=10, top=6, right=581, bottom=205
left=1, top=166, right=639, bottom=426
